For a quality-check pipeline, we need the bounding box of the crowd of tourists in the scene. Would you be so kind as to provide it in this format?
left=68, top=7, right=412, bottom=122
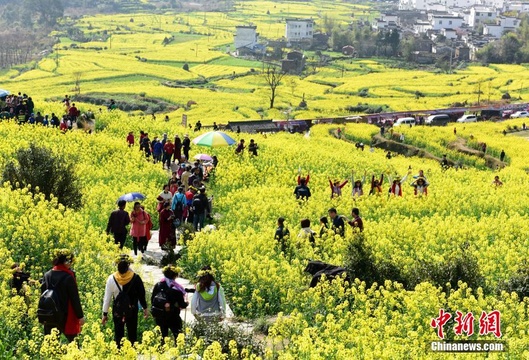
left=25, top=249, right=226, bottom=347
left=0, top=92, right=95, bottom=131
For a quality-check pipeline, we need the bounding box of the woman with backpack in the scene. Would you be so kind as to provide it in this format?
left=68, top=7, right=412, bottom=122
left=101, top=255, right=148, bottom=348
left=151, top=265, right=188, bottom=343
left=190, top=266, right=226, bottom=322
left=171, top=186, right=187, bottom=226
left=39, top=249, right=85, bottom=342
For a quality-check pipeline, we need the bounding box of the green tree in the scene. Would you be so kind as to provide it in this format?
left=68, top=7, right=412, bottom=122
left=2, top=143, right=82, bottom=209
left=499, top=32, right=521, bottom=63
left=22, top=0, right=63, bottom=27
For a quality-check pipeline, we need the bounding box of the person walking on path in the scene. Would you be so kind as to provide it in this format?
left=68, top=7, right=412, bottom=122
left=190, top=266, right=226, bottom=322
left=106, top=200, right=130, bottom=249
left=171, top=186, right=187, bottom=226
left=192, top=187, right=209, bottom=231
left=158, top=202, right=176, bottom=248
left=102, top=255, right=148, bottom=348
left=151, top=265, right=188, bottom=343
left=163, top=140, right=175, bottom=170
left=40, top=249, right=85, bottom=342
left=173, top=135, right=182, bottom=163
left=182, top=135, right=191, bottom=162
left=130, top=202, right=149, bottom=255
left=157, top=184, right=173, bottom=212
left=500, top=150, right=506, bottom=162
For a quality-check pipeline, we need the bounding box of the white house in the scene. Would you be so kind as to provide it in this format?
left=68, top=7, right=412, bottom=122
left=445, top=0, right=479, bottom=8
left=441, top=28, right=458, bottom=40
left=468, top=7, right=498, bottom=27
left=503, top=1, right=528, bottom=11
left=427, top=3, right=447, bottom=12
left=430, top=14, right=464, bottom=31
left=414, top=19, right=432, bottom=33
left=373, top=13, right=399, bottom=30
left=285, top=19, right=315, bottom=42
left=483, top=16, right=521, bottom=37
left=399, top=0, right=428, bottom=10
left=483, top=0, right=504, bottom=9
left=234, top=26, right=259, bottom=50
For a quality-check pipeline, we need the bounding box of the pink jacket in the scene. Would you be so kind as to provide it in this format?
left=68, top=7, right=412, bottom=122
left=130, top=210, right=148, bottom=237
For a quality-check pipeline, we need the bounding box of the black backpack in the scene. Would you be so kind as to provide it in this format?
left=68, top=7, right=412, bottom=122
left=151, top=282, right=170, bottom=318
left=173, top=195, right=185, bottom=216
left=113, top=275, right=136, bottom=319
left=37, top=273, right=67, bottom=327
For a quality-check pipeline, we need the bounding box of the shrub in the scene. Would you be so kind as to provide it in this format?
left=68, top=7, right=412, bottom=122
left=413, top=242, right=484, bottom=293
left=183, top=63, right=189, bottom=71
left=358, top=88, right=369, bottom=98
left=189, top=320, right=264, bottom=357
left=2, top=143, right=82, bottom=209
left=498, top=261, right=529, bottom=300
left=344, top=234, right=406, bottom=288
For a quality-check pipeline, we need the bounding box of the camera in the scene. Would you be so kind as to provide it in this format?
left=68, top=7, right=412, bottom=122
left=185, top=288, right=196, bottom=293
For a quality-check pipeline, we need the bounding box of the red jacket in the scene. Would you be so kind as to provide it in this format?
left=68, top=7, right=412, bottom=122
left=164, top=142, right=175, bottom=155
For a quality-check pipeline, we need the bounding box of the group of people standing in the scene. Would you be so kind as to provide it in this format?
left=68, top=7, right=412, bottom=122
left=128, top=131, right=192, bottom=168
left=35, top=250, right=226, bottom=347
left=293, top=169, right=430, bottom=199
left=275, top=207, right=364, bottom=254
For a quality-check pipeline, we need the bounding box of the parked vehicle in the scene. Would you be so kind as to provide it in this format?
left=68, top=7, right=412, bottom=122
left=393, top=117, right=416, bottom=127
left=511, top=111, right=529, bottom=118
left=456, top=114, right=478, bottom=123
left=425, top=114, right=450, bottom=126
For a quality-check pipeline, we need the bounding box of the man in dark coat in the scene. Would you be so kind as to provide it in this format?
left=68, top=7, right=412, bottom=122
left=106, top=200, right=131, bottom=249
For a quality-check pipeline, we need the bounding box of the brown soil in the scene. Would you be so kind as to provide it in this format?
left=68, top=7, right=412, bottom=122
left=371, top=134, right=458, bottom=166
left=334, top=130, right=504, bottom=170
left=447, top=138, right=505, bottom=169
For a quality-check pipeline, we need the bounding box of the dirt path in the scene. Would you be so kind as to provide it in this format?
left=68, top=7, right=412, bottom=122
left=335, top=130, right=504, bottom=170
left=447, top=138, right=505, bottom=169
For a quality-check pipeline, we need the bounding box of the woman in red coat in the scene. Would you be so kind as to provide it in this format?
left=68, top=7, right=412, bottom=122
left=130, top=202, right=149, bottom=255
left=158, top=202, right=176, bottom=248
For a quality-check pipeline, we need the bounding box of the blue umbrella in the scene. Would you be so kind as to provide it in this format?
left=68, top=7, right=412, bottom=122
left=117, top=192, right=146, bottom=202
left=0, top=89, right=9, bottom=98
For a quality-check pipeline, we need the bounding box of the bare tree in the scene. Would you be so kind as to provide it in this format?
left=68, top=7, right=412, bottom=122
left=72, top=71, right=82, bottom=94
left=263, top=64, right=285, bottom=109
